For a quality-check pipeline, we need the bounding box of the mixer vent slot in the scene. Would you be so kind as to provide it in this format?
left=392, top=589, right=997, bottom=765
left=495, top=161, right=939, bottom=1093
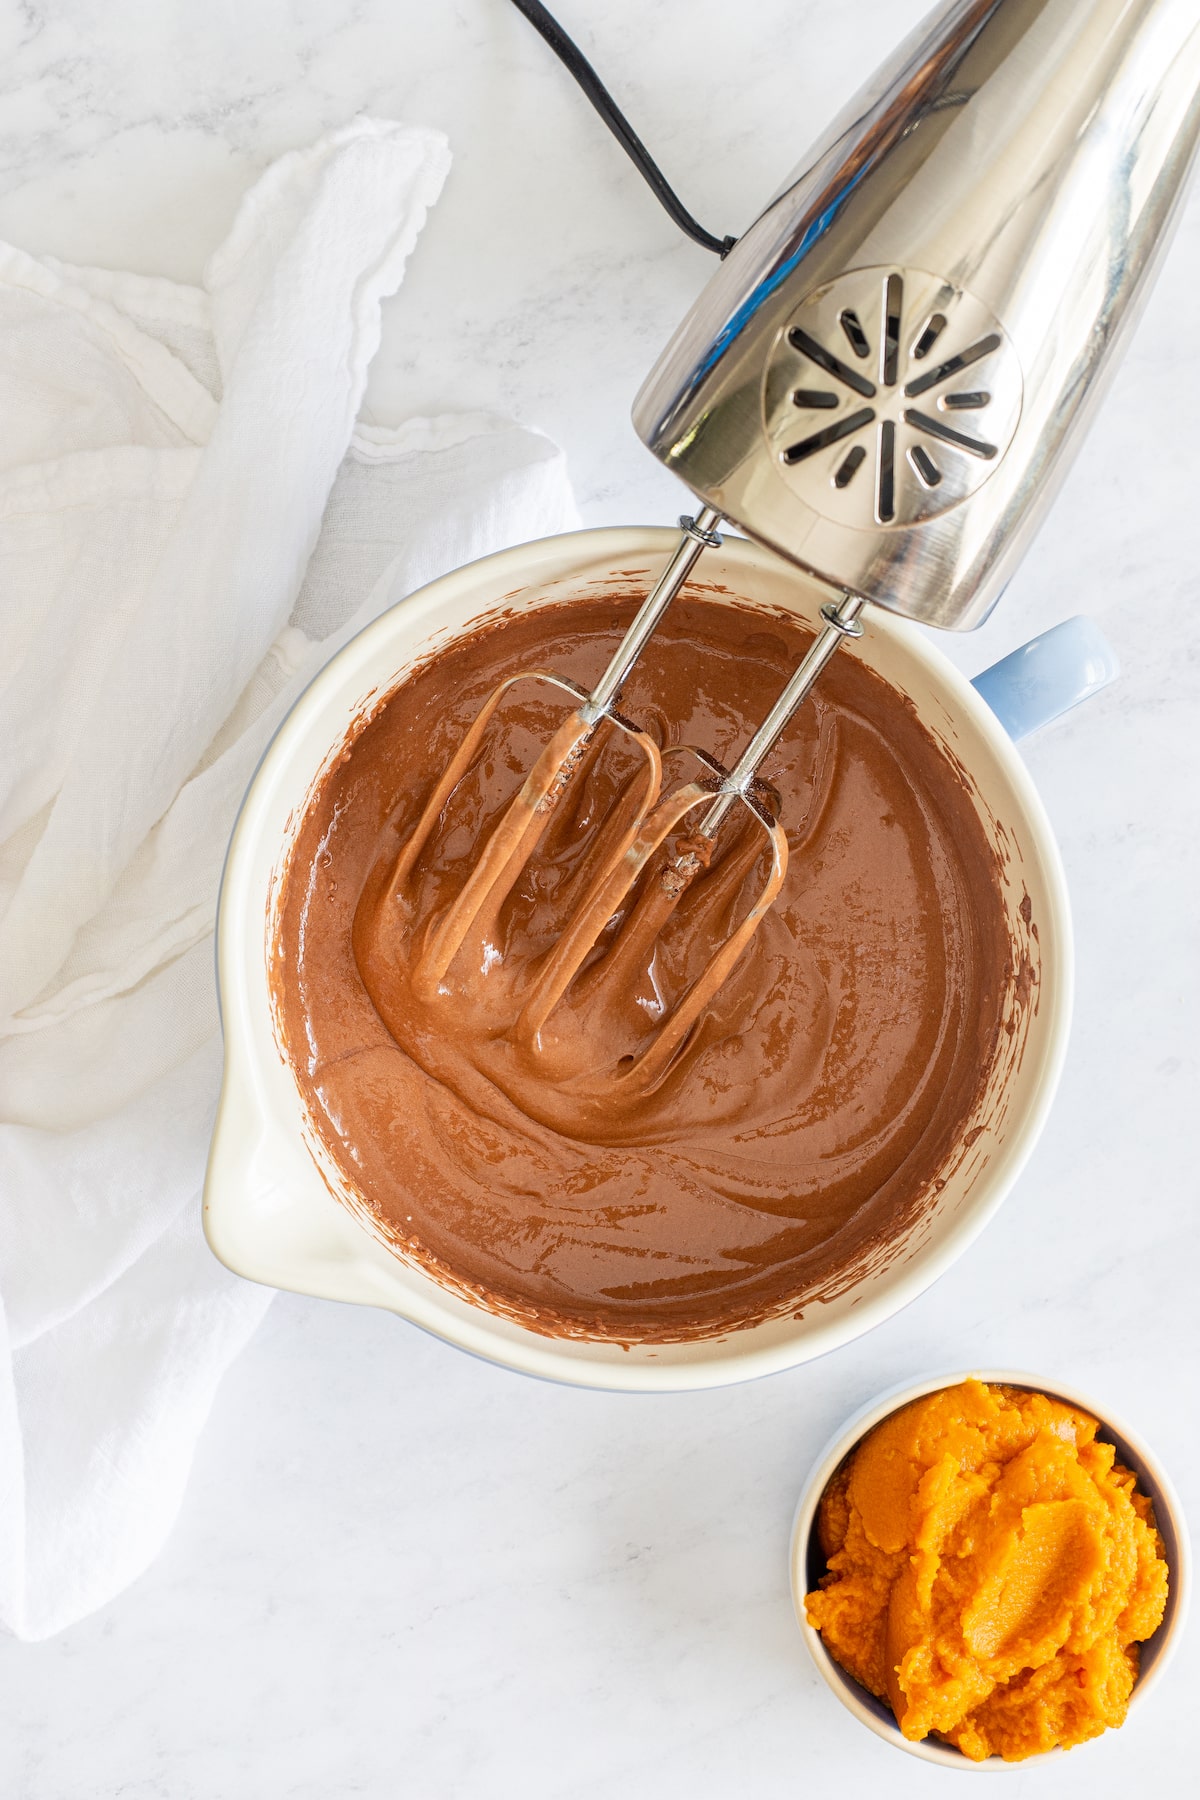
left=943, top=390, right=989, bottom=410
left=792, top=389, right=839, bottom=410
left=789, top=326, right=877, bottom=398
left=783, top=406, right=876, bottom=465
left=911, top=313, right=947, bottom=360
left=839, top=309, right=871, bottom=359
left=882, top=275, right=904, bottom=386
left=904, top=408, right=997, bottom=460
left=905, top=333, right=1001, bottom=399
left=834, top=445, right=867, bottom=488
left=877, top=420, right=897, bottom=521
left=908, top=444, right=942, bottom=488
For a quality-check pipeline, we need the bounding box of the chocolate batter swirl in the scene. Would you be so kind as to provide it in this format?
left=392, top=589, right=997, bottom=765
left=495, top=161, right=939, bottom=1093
left=272, top=593, right=1011, bottom=1342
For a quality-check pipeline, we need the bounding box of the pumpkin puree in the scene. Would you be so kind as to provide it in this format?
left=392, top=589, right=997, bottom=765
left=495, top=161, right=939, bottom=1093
left=805, top=1380, right=1169, bottom=1761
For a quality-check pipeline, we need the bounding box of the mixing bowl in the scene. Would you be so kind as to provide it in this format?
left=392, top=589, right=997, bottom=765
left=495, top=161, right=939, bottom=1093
left=204, top=527, right=1082, bottom=1390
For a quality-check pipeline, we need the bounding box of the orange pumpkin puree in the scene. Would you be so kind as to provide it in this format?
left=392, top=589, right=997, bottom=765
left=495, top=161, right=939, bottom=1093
left=805, top=1380, right=1169, bottom=1761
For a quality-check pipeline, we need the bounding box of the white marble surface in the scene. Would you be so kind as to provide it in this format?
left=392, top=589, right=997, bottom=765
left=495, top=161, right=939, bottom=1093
left=1, top=0, right=1198, bottom=1793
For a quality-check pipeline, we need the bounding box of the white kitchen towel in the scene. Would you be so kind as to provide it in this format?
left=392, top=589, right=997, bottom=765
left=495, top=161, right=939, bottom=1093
left=0, top=119, right=580, bottom=1641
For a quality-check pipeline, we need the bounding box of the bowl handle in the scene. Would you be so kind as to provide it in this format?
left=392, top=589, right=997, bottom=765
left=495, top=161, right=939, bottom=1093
left=971, top=615, right=1119, bottom=742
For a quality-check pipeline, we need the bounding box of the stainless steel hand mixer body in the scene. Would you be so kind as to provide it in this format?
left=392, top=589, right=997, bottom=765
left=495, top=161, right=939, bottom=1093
left=387, top=0, right=1200, bottom=1087
left=635, top=0, right=1200, bottom=633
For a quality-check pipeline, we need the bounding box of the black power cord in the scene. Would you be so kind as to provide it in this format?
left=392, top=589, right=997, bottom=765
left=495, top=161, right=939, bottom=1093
left=506, top=0, right=736, bottom=257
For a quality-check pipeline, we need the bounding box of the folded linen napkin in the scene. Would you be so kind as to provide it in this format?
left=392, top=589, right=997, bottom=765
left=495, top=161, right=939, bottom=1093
left=0, top=119, right=579, bottom=1641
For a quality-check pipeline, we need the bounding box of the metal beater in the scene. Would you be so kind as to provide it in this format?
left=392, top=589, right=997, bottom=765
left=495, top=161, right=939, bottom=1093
left=385, top=0, right=1200, bottom=1086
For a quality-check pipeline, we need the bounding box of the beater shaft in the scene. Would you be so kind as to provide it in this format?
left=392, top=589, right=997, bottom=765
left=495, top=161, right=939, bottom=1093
left=695, top=592, right=865, bottom=841
left=583, top=507, right=723, bottom=722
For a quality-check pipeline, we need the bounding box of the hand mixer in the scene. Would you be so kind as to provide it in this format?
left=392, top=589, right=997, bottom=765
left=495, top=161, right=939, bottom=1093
left=384, top=0, right=1200, bottom=1091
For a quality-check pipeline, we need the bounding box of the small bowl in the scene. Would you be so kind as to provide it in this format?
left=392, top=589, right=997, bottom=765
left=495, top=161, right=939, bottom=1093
left=790, top=1369, right=1190, bottom=1769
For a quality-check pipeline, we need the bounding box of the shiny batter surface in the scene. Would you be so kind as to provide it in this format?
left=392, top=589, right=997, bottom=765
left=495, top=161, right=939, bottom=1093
left=272, top=593, right=1012, bottom=1341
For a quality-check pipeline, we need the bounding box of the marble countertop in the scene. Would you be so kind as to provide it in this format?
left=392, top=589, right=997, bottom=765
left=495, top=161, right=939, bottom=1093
left=1, top=1, right=1197, bottom=1794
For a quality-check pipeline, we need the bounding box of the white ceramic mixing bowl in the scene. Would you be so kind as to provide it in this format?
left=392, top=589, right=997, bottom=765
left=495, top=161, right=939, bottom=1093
left=204, top=527, right=1075, bottom=1390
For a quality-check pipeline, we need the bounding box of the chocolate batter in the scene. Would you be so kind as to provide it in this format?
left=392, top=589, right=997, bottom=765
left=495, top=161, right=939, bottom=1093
left=272, top=592, right=1012, bottom=1341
